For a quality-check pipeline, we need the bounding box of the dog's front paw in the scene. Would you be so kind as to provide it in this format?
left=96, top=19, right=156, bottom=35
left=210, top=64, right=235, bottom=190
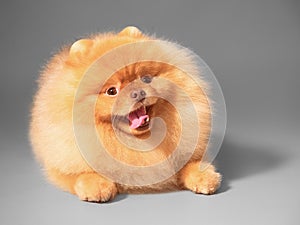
left=187, top=170, right=221, bottom=195
left=179, top=162, right=222, bottom=195
left=74, top=173, right=117, bottom=202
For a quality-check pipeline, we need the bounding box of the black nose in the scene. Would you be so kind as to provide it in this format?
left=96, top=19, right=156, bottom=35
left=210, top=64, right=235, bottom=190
left=130, top=89, right=146, bottom=100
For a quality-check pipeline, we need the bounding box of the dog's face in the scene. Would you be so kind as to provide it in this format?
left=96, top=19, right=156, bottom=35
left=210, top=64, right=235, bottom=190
left=95, top=62, right=180, bottom=137
left=66, top=27, right=208, bottom=142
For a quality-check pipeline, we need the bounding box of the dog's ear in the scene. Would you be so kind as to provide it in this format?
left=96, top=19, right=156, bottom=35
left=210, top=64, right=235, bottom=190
left=69, top=39, right=94, bottom=58
left=119, top=26, right=143, bottom=37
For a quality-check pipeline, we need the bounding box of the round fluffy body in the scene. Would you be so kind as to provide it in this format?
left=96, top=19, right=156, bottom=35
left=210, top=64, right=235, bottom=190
left=30, top=26, right=221, bottom=201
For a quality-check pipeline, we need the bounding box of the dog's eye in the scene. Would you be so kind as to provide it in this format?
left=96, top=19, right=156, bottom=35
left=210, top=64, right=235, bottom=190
left=105, top=86, right=119, bottom=96
left=141, top=75, right=152, bottom=84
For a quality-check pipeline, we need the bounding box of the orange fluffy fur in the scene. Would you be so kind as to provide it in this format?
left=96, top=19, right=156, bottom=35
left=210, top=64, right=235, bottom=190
left=30, top=26, right=221, bottom=202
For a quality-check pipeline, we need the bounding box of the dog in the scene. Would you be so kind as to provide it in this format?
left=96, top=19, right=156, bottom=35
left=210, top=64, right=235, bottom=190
left=30, top=26, right=221, bottom=202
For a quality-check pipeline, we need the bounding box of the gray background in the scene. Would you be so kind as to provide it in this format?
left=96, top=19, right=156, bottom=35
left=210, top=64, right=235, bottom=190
left=0, top=0, right=299, bottom=224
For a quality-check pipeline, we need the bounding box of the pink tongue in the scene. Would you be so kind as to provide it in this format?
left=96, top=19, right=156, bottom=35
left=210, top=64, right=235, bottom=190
left=130, top=115, right=149, bottom=129
left=128, top=107, right=149, bottom=129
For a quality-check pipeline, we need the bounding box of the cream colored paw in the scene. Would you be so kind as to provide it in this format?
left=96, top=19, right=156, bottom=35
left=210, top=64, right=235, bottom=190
left=74, top=173, right=117, bottom=202
left=179, top=162, right=222, bottom=195
left=185, top=170, right=222, bottom=195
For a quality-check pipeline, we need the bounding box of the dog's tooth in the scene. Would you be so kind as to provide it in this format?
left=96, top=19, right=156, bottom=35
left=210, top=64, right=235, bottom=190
left=142, top=105, right=146, bottom=114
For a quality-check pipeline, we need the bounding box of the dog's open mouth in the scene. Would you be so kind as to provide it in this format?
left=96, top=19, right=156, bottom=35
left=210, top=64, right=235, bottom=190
left=127, top=105, right=151, bottom=129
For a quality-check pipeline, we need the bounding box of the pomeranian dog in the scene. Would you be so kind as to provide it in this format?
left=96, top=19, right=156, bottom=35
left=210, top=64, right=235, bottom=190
left=30, top=26, right=221, bottom=202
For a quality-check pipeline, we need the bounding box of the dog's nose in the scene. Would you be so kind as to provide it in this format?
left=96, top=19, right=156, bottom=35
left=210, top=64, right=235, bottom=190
left=130, top=89, right=146, bottom=100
